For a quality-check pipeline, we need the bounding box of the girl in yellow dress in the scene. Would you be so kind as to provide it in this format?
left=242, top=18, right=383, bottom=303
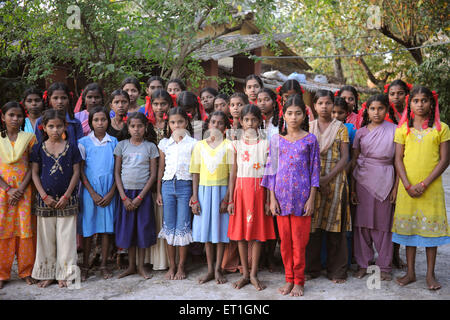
left=393, top=86, right=450, bottom=290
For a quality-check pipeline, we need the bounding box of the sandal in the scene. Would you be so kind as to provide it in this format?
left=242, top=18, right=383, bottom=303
left=100, top=266, right=113, bottom=279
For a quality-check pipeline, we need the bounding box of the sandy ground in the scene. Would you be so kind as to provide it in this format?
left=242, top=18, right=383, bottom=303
left=1, top=171, right=449, bottom=301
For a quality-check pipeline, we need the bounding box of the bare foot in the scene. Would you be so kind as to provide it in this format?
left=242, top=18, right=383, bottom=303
left=198, top=271, right=214, bottom=284
left=22, top=276, right=37, bottom=285
left=392, top=255, right=406, bottom=269
left=233, top=276, right=250, bottom=289
left=100, top=266, right=113, bottom=279
left=80, top=266, right=89, bottom=282
left=396, top=273, right=416, bottom=286
left=137, top=267, right=152, bottom=280
left=426, top=274, right=441, bottom=290
left=331, top=278, right=346, bottom=284
left=278, top=282, right=294, bottom=295
left=381, top=271, right=392, bottom=281
left=37, top=280, right=55, bottom=288
left=354, top=268, right=367, bottom=279
left=58, top=280, right=68, bottom=288
left=250, top=276, right=266, bottom=291
left=0, top=280, right=5, bottom=289
left=215, top=270, right=227, bottom=284
left=174, top=266, right=186, bottom=280
left=290, top=284, right=304, bottom=297
left=164, top=267, right=176, bottom=280
left=118, top=266, right=136, bottom=279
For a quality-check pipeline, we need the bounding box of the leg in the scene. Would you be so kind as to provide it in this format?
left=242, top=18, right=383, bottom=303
left=425, top=247, right=440, bottom=290
left=276, top=215, right=294, bottom=295
left=396, top=246, right=416, bottom=286
left=326, top=231, right=348, bottom=283
left=174, top=245, right=189, bottom=280
left=99, top=234, right=113, bottom=279
left=81, top=236, right=92, bottom=281
left=198, top=242, right=215, bottom=284
left=137, top=247, right=152, bottom=279
left=353, top=227, right=373, bottom=279
left=371, top=230, right=393, bottom=281
left=33, top=216, right=57, bottom=288
left=290, top=216, right=311, bottom=297
left=233, top=240, right=250, bottom=289
left=118, top=246, right=137, bottom=278
left=392, top=243, right=406, bottom=269
left=55, top=215, right=78, bottom=288
left=305, top=230, right=323, bottom=280
left=16, top=237, right=37, bottom=285
left=0, top=238, right=16, bottom=288
left=215, top=243, right=227, bottom=284
left=250, top=241, right=265, bottom=291
left=165, top=244, right=177, bottom=280
left=161, top=180, right=178, bottom=280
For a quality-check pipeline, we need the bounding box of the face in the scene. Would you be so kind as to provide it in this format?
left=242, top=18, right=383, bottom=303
left=367, top=101, right=388, bottom=124
left=208, top=115, right=226, bottom=133
left=331, top=106, right=348, bottom=122
left=314, top=96, right=333, bottom=119
left=152, top=97, right=170, bottom=117
left=284, top=105, right=305, bottom=129
left=340, top=90, right=356, bottom=110
left=91, top=112, right=108, bottom=134
left=111, top=95, right=129, bottom=116
left=229, top=97, right=244, bottom=119
left=214, top=98, right=229, bottom=114
left=167, top=82, right=182, bottom=97
left=240, top=112, right=260, bottom=131
left=146, top=80, right=163, bottom=96
left=128, top=118, right=145, bottom=139
left=389, top=85, right=406, bottom=108
left=244, top=79, right=261, bottom=101
left=44, top=118, right=66, bottom=140
left=122, top=83, right=140, bottom=104
left=2, top=107, right=24, bottom=131
left=49, top=90, right=69, bottom=111
left=410, top=93, right=432, bottom=118
left=282, top=89, right=298, bottom=105
left=84, top=90, right=103, bottom=110
left=201, top=91, right=215, bottom=112
left=168, top=114, right=188, bottom=137
left=257, top=92, right=274, bottom=116
left=24, top=94, right=43, bottom=116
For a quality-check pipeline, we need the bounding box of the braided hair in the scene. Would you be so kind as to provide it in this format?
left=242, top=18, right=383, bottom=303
left=79, top=83, right=105, bottom=111
left=146, top=76, right=165, bottom=89
left=45, top=82, right=75, bottom=119
left=386, top=79, right=410, bottom=95
left=88, top=106, right=111, bottom=131
left=167, top=78, right=186, bottom=91
left=407, top=86, right=436, bottom=129
left=337, top=85, right=359, bottom=114
left=39, top=109, right=67, bottom=141
left=361, top=94, right=397, bottom=127
left=279, top=79, right=303, bottom=99
left=122, top=112, right=157, bottom=145
left=0, top=102, right=26, bottom=138
left=257, top=88, right=279, bottom=129
left=177, top=91, right=201, bottom=121
left=240, top=104, right=264, bottom=130
left=163, top=107, right=194, bottom=139
left=279, top=94, right=308, bottom=136
left=202, top=110, right=231, bottom=135
left=151, top=89, right=173, bottom=108
left=121, top=77, right=142, bottom=93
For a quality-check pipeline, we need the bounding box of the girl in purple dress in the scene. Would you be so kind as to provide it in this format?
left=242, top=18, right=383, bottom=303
left=351, top=94, right=398, bottom=281
left=262, top=94, right=321, bottom=297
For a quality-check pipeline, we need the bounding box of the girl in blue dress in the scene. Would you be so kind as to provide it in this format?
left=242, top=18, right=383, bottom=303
left=78, top=107, right=118, bottom=281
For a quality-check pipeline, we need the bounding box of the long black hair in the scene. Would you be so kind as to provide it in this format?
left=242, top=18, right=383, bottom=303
left=245, top=74, right=264, bottom=89
left=177, top=91, right=201, bottom=121
left=79, top=83, right=105, bottom=111
left=163, top=107, right=194, bottom=138
left=240, top=104, right=264, bottom=130
left=45, top=82, right=75, bottom=119
left=406, top=86, right=436, bottom=129
left=279, top=94, right=308, bottom=135
left=361, top=94, right=397, bottom=127
left=333, top=97, right=350, bottom=123
left=279, top=79, right=303, bottom=98
left=146, top=76, right=165, bottom=89
left=257, top=88, right=279, bottom=129
left=386, top=79, right=410, bottom=95
left=167, top=78, right=186, bottom=91
left=121, top=77, right=142, bottom=93
left=0, top=102, right=26, bottom=138
left=151, top=89, right=173, bottom=108
left=313, top=90, right=334, bottom=104
left=38, top=109, right=67, bottom=141
left=202, top=110, right=231, bottom=134
left=88, top=106, right=111, bottom=131
left=337, top=85, right=359, bottom=114
left=22, top=87, right=43, bottom=105
left=122, top=112, right=157, bottom=145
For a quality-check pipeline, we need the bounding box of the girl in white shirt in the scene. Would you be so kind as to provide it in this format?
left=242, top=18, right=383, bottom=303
left=156, top=107, right=197, bottom=280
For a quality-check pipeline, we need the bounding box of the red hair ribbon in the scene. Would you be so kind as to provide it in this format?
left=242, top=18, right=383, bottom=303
left=277, top=95, right=283, bottom=118
left=74, top=89, right=83, bottom=113
left=229, top=118, right=234, bottom=126
left=334, top=90, right=339, bottom=97
left=186, top=112, right=193, bottom=120
left=300, top=85, right=305, bottom=94
left=38, top=124, right=43, bottom=131
left=406, top=83, right=413, bottom=91
left=163, top=113, right=168, bottom=120
left=250, top=99, right=257, bottom=105
left=384, top=83, right=390, bottom=93
left=276, top=86, right=282, bottom=94
left=145, top=96, right=156, bottom=125
left=69, top=92, right=74, bottom=99
left=24, top=108, right=29, bottom=118
left=262, top=114, right=266, bottom=121
left=122, top=116, right=128, bottom=123
left=397, top=95, right=410, bottom=134
left=43, top=90, right=48, bottom=103
left=197, top=96, right=208, bottom=121
left=170, top=94, right=177, bottom=107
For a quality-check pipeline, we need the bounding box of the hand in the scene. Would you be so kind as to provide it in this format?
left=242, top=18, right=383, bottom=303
left=407, top=184, right=423, bottom=198
left=55, top=195, right=69, bottom=210
left=189, top=196, right=200, bottom=215
left=123, top=198, right=135, bottom=211
left=227, top=203, right=234, bottom=216
left=270, top=199, right=281, bottom=216
left=389, top=188, right=397, bottom=204
left=43, top=195, right=57, bottom=208
left=350, top=191, right=359, bottom=205
left=319, top=176, right=330, bottom=194
left=304, top=197, right=315, bottom=217
left=98, top=191, right=114, bottom=207
left=7, top=188, right=23, bottom=205
left=91, top=192, right=103, bottom=206
left=219, top=199, right=228, bottom=214
left=156, top=193, right=163, bottom=206
left=131, top=196, right=143, bottom=209
left=264, top=202, right=271, bottom=216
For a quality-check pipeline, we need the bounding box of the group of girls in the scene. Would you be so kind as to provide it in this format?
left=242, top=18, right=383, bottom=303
left=0, top=74, right=448, bottom=298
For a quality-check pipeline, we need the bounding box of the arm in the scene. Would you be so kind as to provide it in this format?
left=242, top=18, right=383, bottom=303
left=227, top=152, right=237, bottom=215
left=323, top=141, right=349, bottom=183
left=190, top=173, right=200, bottom=215
left=156, top=150, right=165, bottom=206
left=350, top=147, right=361, bottom=205
left=303, top=187, right=317, bottom=216
left=80, top=160, right=103, bottom=206
left=114, top=155, right=133, bottom=211
left=131, top=157, right=158, bottom=209
left=97, top=181, right=116, bottom=208
left=55, top=162, right=80, bottom=209
left=394, top=143, right=420, bottom=198
left=31, top=162, right=57, bottom=208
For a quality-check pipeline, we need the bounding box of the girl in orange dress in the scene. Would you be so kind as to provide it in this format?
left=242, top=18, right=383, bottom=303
left=0, top=102, right=36, bottom=289
left=227, top=104, right=276, bottom=291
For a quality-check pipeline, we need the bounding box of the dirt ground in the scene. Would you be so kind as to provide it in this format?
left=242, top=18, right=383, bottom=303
left=1, top=171, right=449, bottom=301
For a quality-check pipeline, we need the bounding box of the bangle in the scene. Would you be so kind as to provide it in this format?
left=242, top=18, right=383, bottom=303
left=191, top=200, right=198, bottom=205
left=226, top=201, right=234, bottom=205
left=121, top=196, right=128, bottom=201
left=420, top=181, right=427, bottom=189
left=42, top=194, right=48, bottom=201
left=137, top=195, right=143, bottom=201
left=4, top=185, right=11, bottom=192
left=62, top=194, right=68, bottom=200
left=405, top=184, right=412, bottom=191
